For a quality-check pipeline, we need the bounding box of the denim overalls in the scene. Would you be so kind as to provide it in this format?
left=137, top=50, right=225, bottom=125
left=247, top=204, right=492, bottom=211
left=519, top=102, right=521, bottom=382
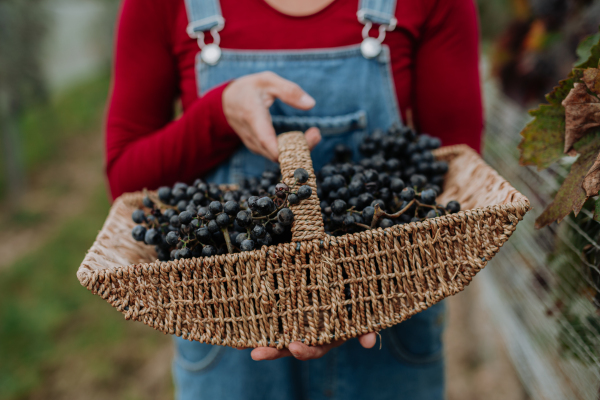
left=173, top=0, right=446, bottom=398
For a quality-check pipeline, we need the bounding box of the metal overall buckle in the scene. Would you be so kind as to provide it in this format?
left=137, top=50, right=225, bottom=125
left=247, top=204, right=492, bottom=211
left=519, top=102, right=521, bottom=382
left=357, top=11, right=397, bottom=59
left=187, top=17, right=225, bottom=66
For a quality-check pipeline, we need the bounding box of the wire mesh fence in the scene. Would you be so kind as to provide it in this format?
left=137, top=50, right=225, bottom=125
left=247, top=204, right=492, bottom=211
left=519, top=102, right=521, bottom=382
left=481, top=81, right=600, bottom=400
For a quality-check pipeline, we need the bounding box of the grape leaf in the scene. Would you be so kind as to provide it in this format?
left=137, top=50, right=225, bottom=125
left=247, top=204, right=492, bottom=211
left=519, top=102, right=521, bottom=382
left=583, top=152, right=600, bottom=197
left=519, top=72, right=578, bottom=169
left=519, top=28, right=600, bottom=169
left=575, top=31, right=600, bottom=69
left=562, top=82, right=600, bottom=153
left=519, top=104, right=566, bottom=169
left=594, top=197, right=600, bottom=222
left=520, top=28, right=600, bottom=228
left=535, top=133, right=600, bottom=228
left=583, top=68, right=600, bottom=94
left=546, top=77, right=576, bottom=107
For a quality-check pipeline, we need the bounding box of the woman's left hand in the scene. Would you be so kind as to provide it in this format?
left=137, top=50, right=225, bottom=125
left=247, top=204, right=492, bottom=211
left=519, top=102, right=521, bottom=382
left=247, top=332, right=377, bottom=361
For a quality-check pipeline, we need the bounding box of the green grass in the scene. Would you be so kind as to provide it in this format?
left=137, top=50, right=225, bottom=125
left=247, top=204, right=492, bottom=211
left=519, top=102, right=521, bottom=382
left=8, top=209, right=45, bottom=226
left=0, top=72, right=172, bottom=399
left=0, top=185, right=109, bottom=397
left=19, top=73, right=110, bottom=171
left=0, top=185, right=170, bottom=399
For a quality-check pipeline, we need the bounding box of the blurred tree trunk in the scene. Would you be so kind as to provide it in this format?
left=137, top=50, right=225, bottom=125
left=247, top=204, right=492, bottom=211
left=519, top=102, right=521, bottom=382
left=0, top=0, right=47, bottom=206
left=0, top=90, right=25, bottom=205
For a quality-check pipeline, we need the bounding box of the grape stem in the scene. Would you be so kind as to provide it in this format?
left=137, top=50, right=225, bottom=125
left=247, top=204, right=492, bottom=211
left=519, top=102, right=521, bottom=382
left=370, top=199, right=416, bottom=229
left=221, top=227, right=234, bottom=254
left=354, top=222, right=371, bottom=230
left=286, top=179, right=298, bottom=191
left=252, top=193, right=288, bottom=220
left=415, top=201, right=442, bottom=213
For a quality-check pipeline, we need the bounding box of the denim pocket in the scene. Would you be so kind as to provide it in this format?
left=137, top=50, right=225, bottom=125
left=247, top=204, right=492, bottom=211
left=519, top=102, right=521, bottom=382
left=174, top=337, right=225, bottom=373
left=272, top=110, right=367, bottom=136
left=383, top=302, right=446, bottom=366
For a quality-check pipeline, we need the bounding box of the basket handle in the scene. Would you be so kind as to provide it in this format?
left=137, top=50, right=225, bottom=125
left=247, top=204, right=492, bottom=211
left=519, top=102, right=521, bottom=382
left=278, top=131, right=325, bottom=242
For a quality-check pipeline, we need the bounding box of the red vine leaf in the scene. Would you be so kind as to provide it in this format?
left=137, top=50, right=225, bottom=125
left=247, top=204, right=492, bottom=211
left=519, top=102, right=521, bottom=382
left=535, top=135, right=600, bottom=229
left=519, top=30, right=600, bottom=228
left=562, top=82, right=600, bottom=154
left=583, top=68, right=600, bottom=94
left=583, top=151, right=600, bottom=196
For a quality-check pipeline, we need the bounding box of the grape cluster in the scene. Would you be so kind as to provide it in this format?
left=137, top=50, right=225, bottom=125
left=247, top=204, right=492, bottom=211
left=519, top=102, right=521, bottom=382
left=131, top=125, right=460, bottom=260
left=316, top=125, right=460, bottom=235
left=130, top=169, right=312, bottom=261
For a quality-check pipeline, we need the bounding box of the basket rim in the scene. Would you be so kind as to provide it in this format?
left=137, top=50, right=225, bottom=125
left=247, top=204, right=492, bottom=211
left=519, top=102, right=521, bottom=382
left=77, top=140, right=531, bottom=285
left=77, top=197, right=530, bottom=286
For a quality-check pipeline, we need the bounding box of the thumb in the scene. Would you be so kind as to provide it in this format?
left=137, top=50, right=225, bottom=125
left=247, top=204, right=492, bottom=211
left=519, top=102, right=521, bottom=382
left=305, top=127, right=322, bottom=150
left=262, top=72, right=316, bottom=110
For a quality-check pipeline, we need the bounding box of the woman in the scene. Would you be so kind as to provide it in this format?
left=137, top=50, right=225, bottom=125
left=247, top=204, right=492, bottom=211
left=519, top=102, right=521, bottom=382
left=106, top=0, right=482, bottom=398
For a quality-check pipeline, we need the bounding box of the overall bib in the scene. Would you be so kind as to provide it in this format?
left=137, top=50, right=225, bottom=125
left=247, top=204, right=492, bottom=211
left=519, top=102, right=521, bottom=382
left=173, top=1, right=446, bottom=398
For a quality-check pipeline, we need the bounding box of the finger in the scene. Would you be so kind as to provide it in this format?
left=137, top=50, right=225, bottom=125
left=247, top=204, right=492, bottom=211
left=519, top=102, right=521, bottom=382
left=248, top=110, right=279, bottom=162
left=288, top=340, right=343, bottom=361
left=260, top=72, right=316, bottom=110
left=236, top=124, right=266, bottom=159
left=251, top=347, right=293, bottom=361
left=305, top=127, right=322, bottom=150
left=358, top=332, right=377, bottom=349
left=288, top=342, right=325, bottom=360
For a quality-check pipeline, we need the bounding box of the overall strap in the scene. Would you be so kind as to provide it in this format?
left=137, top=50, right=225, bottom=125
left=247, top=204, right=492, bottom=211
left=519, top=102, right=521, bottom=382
left=184, top=0, right=224, bottom=37
left=358, top=0, right=397, bottom=29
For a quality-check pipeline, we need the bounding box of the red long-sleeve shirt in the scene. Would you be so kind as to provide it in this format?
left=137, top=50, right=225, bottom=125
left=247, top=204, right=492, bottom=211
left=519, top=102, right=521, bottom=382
left=105, top=0, right=483, bottom=200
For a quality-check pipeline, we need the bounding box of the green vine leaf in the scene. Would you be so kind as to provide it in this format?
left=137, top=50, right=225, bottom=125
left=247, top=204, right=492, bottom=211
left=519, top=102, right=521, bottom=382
left=519, top=28, right=600, bottom=170
left=519, top=104, right=566, bottom=170
left=575, top=31, right=600, bottom=68
left=546, top=77, right=576, bottom=107
left=536, top=133, right=600, bottom=228
left=518, top=28, right=600, bottom=228
left=594, top=197, right=600, bottom=221
left=519, top=75, right=578, bottom=170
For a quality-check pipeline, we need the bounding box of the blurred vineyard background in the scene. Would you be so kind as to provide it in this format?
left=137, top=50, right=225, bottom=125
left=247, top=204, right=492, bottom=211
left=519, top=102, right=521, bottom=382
left=0, top=0, right=175, bottom=398
left=1, top=0, right=600, bottom=399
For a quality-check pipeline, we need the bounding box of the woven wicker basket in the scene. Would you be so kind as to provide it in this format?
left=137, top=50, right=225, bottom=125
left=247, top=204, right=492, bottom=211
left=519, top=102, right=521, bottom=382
left=77, top=132, right=530, bottom=349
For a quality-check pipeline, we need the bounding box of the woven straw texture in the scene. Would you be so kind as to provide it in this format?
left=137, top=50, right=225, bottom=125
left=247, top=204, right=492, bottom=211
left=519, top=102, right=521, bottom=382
left=77, top=132, right=530, bottom=349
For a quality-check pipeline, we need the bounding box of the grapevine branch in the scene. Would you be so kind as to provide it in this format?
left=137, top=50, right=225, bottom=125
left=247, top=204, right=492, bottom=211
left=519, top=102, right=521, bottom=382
left=370, top=199, right=416, bottom=229
left=221, top=227, right=234, bottom=254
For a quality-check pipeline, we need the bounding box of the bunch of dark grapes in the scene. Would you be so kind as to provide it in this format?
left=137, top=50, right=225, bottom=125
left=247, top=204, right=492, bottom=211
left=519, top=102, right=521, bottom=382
left=130, top=124, right=460, bottom=259
left=316, top=124, right=461, bottom=236
left=130, top=168, right=312, bottom=261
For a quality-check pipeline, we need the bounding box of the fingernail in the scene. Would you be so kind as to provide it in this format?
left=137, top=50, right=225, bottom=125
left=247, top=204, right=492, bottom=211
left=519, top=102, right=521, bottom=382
left=299, top=94, right=316, bottom=108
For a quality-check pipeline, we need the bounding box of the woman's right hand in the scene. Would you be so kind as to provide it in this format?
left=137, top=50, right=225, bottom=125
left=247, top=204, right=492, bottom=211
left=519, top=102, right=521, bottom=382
left=222, top=71, right=322, bottom=162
